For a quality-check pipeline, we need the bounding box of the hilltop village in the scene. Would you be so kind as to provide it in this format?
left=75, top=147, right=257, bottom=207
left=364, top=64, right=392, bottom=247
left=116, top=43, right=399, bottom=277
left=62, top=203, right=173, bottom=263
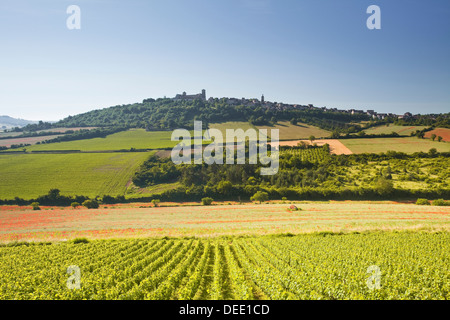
left=173, top=89, right=415, bottom=120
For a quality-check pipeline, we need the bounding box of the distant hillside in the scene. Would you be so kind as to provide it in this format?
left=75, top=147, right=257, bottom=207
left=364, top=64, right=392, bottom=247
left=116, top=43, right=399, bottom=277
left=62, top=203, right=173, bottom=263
left=0, top=116, right=36, bottom=129
left=50, top=96, right=449, bottom=134
left=54, top=98, right=370, bottom=134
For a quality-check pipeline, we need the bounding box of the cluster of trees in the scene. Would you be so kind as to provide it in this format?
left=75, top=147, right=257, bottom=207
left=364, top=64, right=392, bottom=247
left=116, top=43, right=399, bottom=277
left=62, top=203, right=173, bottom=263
left=12, top=121, right=53, bottom=132
left=395, top=114, right=450, bottom=128
left=129, top=147, right=449, bottom=202
left=0, top=189, right=125, bottom=207
left=339, top=131, right=401, bottom=139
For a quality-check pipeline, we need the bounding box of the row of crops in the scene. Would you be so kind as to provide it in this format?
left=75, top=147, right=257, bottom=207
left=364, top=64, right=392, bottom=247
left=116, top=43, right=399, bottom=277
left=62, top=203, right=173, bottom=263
left=280, top=147, right=330, bottom=163
left=0, top=232, right=448, bottom=300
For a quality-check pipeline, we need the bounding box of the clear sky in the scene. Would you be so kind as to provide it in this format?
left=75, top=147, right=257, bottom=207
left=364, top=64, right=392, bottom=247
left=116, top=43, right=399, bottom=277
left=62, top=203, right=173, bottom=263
left=0, top=0, right=449, bottom=121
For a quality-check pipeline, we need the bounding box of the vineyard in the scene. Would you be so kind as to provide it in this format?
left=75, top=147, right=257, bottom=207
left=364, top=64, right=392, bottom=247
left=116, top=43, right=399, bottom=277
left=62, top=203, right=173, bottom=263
left=0, top=232, right=448, bottom=300
left=280, top=147, right=330, bottom=163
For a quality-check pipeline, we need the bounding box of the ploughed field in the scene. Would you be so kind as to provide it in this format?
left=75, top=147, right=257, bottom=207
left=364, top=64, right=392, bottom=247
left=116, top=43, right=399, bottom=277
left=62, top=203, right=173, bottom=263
left=0, top=232, right=448, bottom=300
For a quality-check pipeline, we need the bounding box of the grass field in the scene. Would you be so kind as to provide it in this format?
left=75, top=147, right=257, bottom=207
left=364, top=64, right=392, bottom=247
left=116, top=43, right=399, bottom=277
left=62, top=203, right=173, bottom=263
left=208, top=122, right=258, bottom=143
left=23, top=129, right=178, bottom=152
left=0, top=152, right=152, bottom=199
left=1, top=202, right=448, bottom=241
left=0, top=232, right=448, bottom=300
left=340, top=137, right=450, bottom=154
left=364, top=125, right=429, bottom=136
left=257, top=121, right=331, bottom=140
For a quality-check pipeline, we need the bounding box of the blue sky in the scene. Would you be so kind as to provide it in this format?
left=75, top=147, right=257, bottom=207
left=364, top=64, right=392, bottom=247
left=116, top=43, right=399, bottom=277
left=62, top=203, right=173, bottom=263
left=0, top=0, right=449, bottom=121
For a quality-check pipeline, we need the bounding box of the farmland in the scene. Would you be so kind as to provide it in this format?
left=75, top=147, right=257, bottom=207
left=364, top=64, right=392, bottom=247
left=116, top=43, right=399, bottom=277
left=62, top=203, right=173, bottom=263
left=340, top=137, right=450, bottom=154
left=1, top=202, right=448, bottom=241
left=279, top=139, right=353, bottom=155
left=208, top=122, right=258, bottom=143
left=257, top=121, right=331, bottom=140
left=0, top=152, right=151, bottom=199
left=364, top=125, right=429, bottom=136
left=0, top=135, right=65, bottom=148
left=425, top=128, right=450, bottom=142
left=0, top=232, right=448, bottom=300
left=22, top=129, right=178, bottom=152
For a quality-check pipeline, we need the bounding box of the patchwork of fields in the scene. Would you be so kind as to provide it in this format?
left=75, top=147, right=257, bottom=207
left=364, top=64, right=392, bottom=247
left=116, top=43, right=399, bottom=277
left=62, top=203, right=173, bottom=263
left=0, top=232, right=448, bottom=300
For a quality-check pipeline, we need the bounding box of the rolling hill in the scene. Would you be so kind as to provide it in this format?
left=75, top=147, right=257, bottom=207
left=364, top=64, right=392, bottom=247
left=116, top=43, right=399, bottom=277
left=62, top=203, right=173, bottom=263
left=0, top=116, right=36, bottom=129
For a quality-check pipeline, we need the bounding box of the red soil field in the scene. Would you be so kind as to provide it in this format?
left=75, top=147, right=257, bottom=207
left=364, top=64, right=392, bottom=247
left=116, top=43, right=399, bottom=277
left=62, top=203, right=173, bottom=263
left=424, top=128, right=450, bottom=142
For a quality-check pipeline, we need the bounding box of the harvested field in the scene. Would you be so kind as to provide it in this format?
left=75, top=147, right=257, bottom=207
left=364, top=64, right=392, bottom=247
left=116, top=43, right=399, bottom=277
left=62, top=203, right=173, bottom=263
left=0, top=135, right=65, bottom=148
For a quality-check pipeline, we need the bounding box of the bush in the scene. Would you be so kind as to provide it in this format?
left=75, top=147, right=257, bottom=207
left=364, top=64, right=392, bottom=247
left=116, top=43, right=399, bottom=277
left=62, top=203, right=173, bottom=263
left=431, top=199, right=448, bottom=206
left=71, top=202, right=80, bottom=209
left=82, top=200, right=99, bottom=209
left=72, top=237, right=89, bottom=244
left=31, top=202, right=40, bottom=210
left=416, top=198, right=430, bottom=205
left=151, top=199, right=161, bottom=207
left=251, top=191, right=269, bottom=204
left=201, top=197, right=214, bottom=206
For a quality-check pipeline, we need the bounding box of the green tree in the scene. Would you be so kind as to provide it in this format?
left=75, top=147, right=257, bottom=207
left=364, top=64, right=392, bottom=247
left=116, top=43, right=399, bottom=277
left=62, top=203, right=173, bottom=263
left=251, top=191, right=269, bottom=204
left=375, top=177, right=394, bottom=195
left=201, top=197, right=214, bottom=205
left=48, top=189, right=61, bottom=199
left=431, top=134, right=436, bottom=141
left=151, top=199, right=161, bottom=207
left=83, top=200, right=99, bottom=209
left=217, top=180, right=233, bottom=195
left=71, top=202, right=80, bottom=209
left=437, top=136, right=443, bottom=142
left=331, top=130, right=340, bottom=139
left=31, top=202, right=40, bottom=210
left=416, top=198, right=430, bottom=206
left=431, top=199, right=447, bottom=206
left=428, top=148, right=437, bottom=157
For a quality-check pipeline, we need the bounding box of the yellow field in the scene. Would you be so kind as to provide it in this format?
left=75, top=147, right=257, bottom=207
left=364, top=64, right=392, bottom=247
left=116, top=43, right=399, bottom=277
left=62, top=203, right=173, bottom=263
left=257, top=121, right=331, bottom=140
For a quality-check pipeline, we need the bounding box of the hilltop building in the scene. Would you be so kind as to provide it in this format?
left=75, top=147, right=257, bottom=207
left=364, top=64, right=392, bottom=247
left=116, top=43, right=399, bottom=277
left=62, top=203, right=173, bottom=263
left=174, top=89, right=206, bottom=101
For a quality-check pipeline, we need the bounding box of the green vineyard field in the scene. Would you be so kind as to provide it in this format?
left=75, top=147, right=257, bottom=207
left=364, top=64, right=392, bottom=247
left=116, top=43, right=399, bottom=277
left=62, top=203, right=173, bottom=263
left=1, top=232, right=448, bottom=300
left=280, top=147, right=330, bottom=163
